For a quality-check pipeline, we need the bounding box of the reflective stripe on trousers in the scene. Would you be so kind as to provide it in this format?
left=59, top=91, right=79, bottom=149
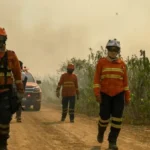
left=61, top=96, right=75, bottom=121
left=98, top=92, right=124, bottom=143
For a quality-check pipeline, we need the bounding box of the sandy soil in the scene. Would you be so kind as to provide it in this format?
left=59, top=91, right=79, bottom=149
left=8, top=103, right=150, bottom=150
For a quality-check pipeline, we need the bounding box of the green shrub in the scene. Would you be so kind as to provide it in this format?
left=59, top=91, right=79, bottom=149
left=40, top=48, right=150, bottom=124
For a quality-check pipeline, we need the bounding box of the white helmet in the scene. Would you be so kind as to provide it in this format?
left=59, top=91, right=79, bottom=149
left=106, top=39, right=120, bottom=50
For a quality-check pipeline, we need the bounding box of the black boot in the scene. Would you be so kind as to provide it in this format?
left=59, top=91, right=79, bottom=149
left=16, top=117, right=22, bottom=122
left=0, top=140, right=7, bottom=150
left=61, top=111, right=67, bottom=122
left=108, top=127, right=120, bottom=150
left=61, top=117, right=65, bottom=122
left=0, top=145, right=7, bottom=150
left=69, top=113, right=74, bottom=123
left=108, top=142, right=118, bottom=150
left=70, top=120, right=74, bottom=123
left=97, top=125, right=106, bottom=143
left=97, top=132, right=104, bottom=143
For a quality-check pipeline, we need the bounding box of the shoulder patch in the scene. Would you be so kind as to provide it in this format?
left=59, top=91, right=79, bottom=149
left=62, top=73, right=66, bottom=77
left=98, top=57, right=107, bottom=64
left=63, top=72, right=67, bottom=75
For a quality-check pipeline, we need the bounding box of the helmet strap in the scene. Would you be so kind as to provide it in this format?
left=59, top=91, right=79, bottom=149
left=108, top=55, right=118, bottom=61
left=67, top=69, right=74, bottom=74
left=0, top=43, right=5, bottom=51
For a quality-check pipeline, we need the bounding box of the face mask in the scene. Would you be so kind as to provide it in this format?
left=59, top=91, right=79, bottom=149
left=108, top=55, right=118, bottom=61
left=67, top=69, right=74, bottom=74
left=0, top=41, right=4, bottom=49
left=0, top=35, right=6, bottom=50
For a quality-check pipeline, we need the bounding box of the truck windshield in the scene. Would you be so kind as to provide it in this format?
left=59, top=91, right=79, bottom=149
left=25, top=72, right=35, bottom=82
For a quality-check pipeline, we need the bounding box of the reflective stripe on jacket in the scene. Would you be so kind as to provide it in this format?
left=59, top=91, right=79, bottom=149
left=0, top=50, right=24, bottom=93
left=57, top=73, right=79, bottom=97
left=93, top=57, right=130, bottom=100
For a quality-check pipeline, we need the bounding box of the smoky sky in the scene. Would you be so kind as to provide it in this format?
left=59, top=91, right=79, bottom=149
left=1, top=0, right=150, bottom=76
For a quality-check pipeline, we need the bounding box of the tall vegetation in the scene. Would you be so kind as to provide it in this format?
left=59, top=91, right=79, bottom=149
left=125, top=50, right=150, bottom=124
left=41, top=48, right=150, bottom=124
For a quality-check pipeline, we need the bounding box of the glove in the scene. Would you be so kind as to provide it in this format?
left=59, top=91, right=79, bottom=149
left=95, top=95, right=101, bottom=103
left=124, top=91, right=130, bottom=105
left=56, top=91, right=60, bottom=98
left=17, top=92, right=24, bottom=100
left=125, top=99, right=130, bottom=105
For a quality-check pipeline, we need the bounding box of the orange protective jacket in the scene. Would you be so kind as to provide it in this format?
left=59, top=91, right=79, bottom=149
left=0, top=50, right=24, bottom=93
left=93, top=57, right=130, bottom=102
left=56, top=73, right=79, bottom=97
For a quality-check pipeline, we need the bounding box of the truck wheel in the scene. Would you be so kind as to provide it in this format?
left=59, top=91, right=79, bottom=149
left=33, top=102, right=41, bottom=111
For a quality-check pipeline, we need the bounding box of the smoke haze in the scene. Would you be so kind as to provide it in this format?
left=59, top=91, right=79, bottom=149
left=1, top=0, right=150, bottom=76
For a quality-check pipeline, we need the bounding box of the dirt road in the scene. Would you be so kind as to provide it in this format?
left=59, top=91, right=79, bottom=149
left=8, top=103, right=150, bottom=150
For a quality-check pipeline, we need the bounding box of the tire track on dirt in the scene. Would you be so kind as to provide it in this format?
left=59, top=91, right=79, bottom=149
left=8, top=103, right=150, bottom=150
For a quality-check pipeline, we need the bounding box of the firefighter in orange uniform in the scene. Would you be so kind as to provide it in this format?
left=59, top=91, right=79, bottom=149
left=93, top=39, right=130, bottom=150
left=56, top=63, right=79, bottom=123
left=0, top=27, right=24, bottom=150
left=16, top=61, right=28, bottom=122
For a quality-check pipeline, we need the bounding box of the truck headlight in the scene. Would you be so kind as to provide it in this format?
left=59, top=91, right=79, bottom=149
left=33, top=87, right=40, bottom=92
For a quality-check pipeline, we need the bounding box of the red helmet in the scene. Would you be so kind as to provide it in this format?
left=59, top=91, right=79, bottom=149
left=67, top=63, right=74, bottom=70
left=0, top=27, right=7, bottom=36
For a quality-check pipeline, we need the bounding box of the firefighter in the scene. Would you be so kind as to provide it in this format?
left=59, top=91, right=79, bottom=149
left=0, top=27, right=24, bottom=150
left=56, top=63, right=79, bottom=123
left=16, top=60, right=28, bottom=122
left=93, top=39, right=130, bottom=150
left=23, top=66, right=28, bottom=72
